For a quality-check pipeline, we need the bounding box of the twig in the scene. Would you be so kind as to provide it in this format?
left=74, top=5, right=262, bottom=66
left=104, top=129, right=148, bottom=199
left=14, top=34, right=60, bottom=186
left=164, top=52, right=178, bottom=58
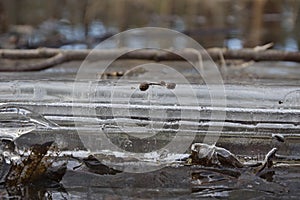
left=1, top=47, right=300, bottom=71
left=256, top=148, right=277, bottom=174
left=2, top=53, right=67, bottom=71
left=253, top=42, right=273, bottom=51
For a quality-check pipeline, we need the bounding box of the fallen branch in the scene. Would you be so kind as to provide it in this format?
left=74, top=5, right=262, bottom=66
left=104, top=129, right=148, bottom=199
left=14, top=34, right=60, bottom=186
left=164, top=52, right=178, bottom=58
left=1, top=47, right=300, bottom=71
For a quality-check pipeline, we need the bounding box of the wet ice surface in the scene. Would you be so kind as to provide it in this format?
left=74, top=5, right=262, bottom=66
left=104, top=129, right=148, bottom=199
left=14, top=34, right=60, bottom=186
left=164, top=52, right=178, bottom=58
left=2, top=147, right=299, bottom=199
left=0, top=60, right=300, bottom=199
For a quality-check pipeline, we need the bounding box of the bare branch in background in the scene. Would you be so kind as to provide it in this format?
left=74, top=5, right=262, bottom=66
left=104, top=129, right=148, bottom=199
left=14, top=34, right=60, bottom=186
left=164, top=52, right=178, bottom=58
left=1, top=47, right=300, bottom=71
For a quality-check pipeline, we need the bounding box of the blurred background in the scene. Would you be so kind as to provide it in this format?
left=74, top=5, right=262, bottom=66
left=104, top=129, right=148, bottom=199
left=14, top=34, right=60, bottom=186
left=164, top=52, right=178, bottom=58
left=0, top=0, right=299, bottom=50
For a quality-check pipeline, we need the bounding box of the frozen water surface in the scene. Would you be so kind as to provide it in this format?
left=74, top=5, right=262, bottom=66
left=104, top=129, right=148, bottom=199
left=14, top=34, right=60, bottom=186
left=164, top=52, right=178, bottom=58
left=0, top=60, right=300, bottom=199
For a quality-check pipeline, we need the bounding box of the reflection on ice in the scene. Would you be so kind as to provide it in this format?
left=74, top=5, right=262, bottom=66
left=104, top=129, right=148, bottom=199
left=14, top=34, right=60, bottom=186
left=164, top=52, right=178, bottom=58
left=0, top=106, right=58, bottom=141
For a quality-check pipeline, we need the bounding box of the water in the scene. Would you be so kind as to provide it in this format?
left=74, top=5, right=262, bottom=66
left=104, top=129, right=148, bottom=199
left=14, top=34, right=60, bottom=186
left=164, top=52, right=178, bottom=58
left=0, top=74, right=299, bottom=198
left=0, top=1, right=300, bottom=198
